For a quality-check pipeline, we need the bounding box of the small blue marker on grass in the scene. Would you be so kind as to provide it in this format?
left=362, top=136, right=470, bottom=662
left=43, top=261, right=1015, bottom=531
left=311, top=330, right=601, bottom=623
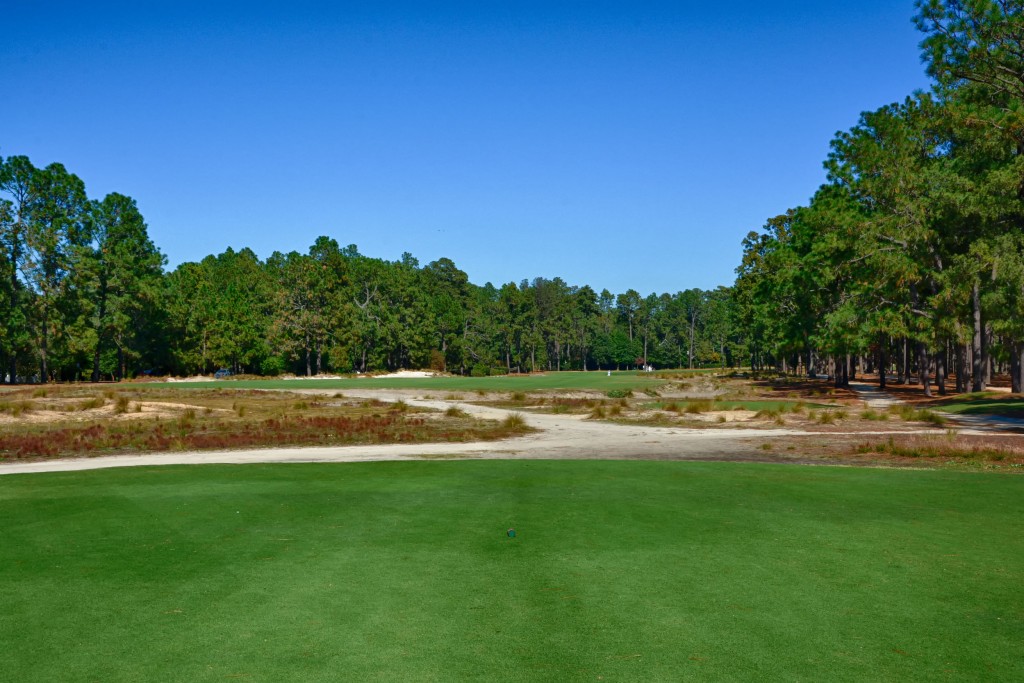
left=507, top=528, right=516, bottom=538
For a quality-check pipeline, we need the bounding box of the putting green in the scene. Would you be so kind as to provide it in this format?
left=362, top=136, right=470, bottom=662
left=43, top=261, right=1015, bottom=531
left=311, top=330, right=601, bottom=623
left=2, top=460, right=1021, bottom=681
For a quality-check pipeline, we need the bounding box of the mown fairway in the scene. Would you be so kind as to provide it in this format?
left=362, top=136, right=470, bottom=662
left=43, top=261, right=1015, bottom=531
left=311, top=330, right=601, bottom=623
left=169, top=370, right=669, bottom=393
left=2, top=461, right=1021, bottom=681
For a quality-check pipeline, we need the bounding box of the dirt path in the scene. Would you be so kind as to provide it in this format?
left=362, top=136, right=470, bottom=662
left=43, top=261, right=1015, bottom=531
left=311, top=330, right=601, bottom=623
left=848, top=380, right=1024, bottom=433
left=848, top=381, right=901, bottom=410
left=0, top=389, right=957, bottom=476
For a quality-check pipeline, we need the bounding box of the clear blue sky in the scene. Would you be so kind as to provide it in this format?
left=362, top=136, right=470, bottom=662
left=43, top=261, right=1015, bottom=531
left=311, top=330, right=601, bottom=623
left=2, top=1, right=931, bottom=295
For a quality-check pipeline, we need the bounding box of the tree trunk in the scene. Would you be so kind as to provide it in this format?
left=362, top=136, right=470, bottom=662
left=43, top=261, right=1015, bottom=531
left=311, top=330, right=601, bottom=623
left=985, top=323, right=993, bottom=386
left=878, top=339, right=887, bottom=390
left=92, top=346, right=102, bottom=384
left=956, top=344, right=967, bottom=393
left=972, top=280, right=985, bottom=392
left=305, top=333, right=312, bottom=377
left=936, top=345, right=946, bottom=396
left=897, top=338, right=907, bottom=384
left=1011, top=342, right=1022, bottom=394
left=918, top=342, right=931, bottom=397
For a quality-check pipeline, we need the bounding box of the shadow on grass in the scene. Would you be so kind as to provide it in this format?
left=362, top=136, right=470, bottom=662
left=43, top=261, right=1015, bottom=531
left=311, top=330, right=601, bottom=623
left=931, top=393, right=1024, bottom=417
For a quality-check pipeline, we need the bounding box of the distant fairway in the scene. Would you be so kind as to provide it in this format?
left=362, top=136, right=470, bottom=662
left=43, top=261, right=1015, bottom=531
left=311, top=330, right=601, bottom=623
left=166, top=370, right=669, bottom=393
left=2, top=461, right=1021, bottom=681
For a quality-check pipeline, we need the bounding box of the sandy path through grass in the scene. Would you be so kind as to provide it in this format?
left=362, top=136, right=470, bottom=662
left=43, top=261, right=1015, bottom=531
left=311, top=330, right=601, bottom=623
left=0, top=388, right=957, bottom=475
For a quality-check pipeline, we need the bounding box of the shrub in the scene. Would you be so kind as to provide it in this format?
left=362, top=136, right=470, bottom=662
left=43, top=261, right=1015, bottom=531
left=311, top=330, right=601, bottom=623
left=685, top=399, right=715, bottom=414
left=488, top=366, right=509, bottom=376
left=470, top=364, right=489, bottom=377
left=607, top=389, right=633, bottom=399
left=510, top=392, right=526, bottom=402
left=588, top=405, right=606, bottom=419
left=114, top=396, right=131, bottom=414
left=261, top=355, right=286, bottom=376
left=890, top=405, right=947, bottom=425
left=445, top=405, right=467, bottom=418
left=502, top=413, right=527, bottom=430
left=79, top=397, right=104, bottom=411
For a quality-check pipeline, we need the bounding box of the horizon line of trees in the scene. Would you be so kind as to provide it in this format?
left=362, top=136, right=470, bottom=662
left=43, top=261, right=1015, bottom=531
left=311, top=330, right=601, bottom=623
left=734, top=1, right=1024, bottom=396
left=2, top=155, right=743, bottom=382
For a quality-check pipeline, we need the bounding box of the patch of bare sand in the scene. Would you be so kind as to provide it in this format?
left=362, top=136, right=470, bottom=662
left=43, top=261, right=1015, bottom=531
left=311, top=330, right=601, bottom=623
left=1, top=388, right=966, bottom=476
left=0, top=400, right=228, bottom=425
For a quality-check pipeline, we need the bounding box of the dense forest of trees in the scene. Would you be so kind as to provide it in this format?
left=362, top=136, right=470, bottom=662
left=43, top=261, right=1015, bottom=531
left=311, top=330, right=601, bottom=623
left=735, top=1, right=1024, bottom=395
left=0, top=155, right=741, bottom=382
left=8, top=3, right=1020, bottom=387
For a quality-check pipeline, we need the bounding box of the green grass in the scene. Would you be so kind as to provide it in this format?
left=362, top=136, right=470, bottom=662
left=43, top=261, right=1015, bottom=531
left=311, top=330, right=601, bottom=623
left=165, top=370, right=666, bottom=393
left=932, top=392, right=1024, bottom=417
left=2, top=461, right=1022, bottom=681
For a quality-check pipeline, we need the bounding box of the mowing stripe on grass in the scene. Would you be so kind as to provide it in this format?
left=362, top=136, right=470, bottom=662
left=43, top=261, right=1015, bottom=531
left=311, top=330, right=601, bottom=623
left=1, top=461, right=1021, bottom=681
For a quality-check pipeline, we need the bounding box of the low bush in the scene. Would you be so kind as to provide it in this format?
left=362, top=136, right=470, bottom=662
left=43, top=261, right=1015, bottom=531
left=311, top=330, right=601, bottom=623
left=685, top=399, right=715, bottom=414
left=501, top=413, right=528, bottom=430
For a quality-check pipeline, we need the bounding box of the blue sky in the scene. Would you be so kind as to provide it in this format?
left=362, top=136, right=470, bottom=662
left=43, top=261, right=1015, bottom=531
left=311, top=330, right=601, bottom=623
left=2, top=1, right=931, bottom=294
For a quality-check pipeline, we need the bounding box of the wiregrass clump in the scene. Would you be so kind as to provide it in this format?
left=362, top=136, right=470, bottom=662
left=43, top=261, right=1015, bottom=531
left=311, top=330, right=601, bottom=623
left=685, top=399, right=716, bottom=414
left=114, top=396, right=131, bottom=414
left=890, top=405, right=947, bottom=426
left=501, top=412, right=528, bottom=431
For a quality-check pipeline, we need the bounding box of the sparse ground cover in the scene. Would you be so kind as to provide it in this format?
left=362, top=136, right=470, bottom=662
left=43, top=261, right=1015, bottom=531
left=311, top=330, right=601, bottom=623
left=2, top=372, right=1023, bottom=468
left=0, top=386, right=532, bottom=461
left=1, top=460, right=1021, bottom=681
left=855, top=433, right=1024, bottom=465
left=644, top=399, right=835, bottom=412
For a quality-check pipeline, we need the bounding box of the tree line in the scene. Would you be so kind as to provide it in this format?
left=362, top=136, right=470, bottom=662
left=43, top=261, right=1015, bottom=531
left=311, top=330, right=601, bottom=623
left=734, top=1, right=1024, bottom=396
left=1, top=156, right=742, bottom=382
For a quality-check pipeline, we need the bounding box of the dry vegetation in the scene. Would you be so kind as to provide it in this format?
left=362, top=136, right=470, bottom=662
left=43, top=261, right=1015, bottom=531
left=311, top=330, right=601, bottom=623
left=0, top=386, right=533, bottom=461
left=853, top=433, right=1024, bottom=467
left=470, top=375, right=956, bottom=433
